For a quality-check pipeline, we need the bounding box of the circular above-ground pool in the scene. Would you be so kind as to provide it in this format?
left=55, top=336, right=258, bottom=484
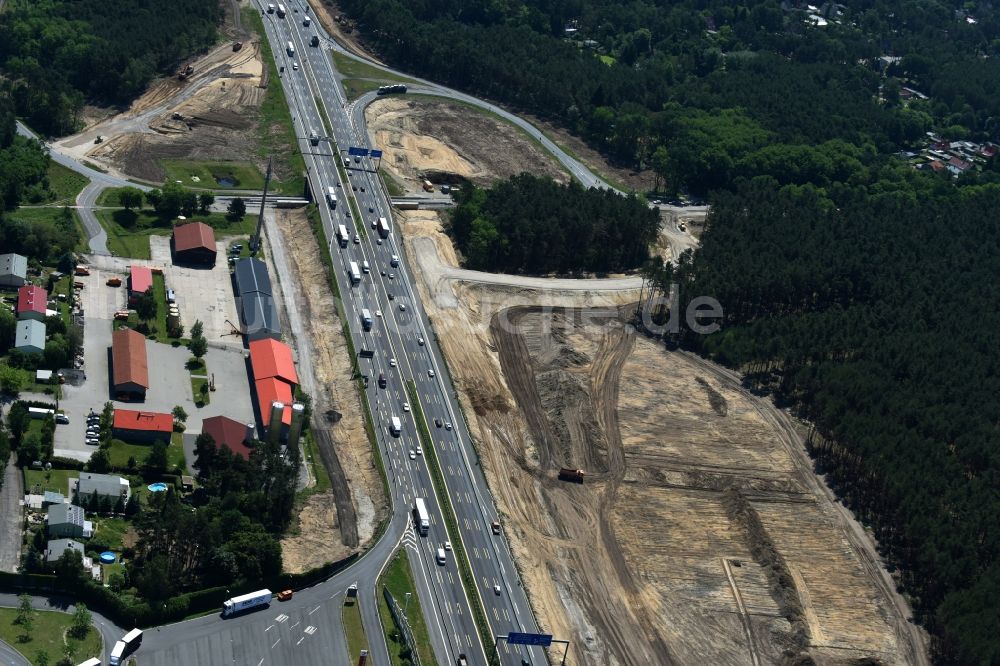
left=147, top=482, right=168, bottom=492
left=99, top=552, right=116, bottom=564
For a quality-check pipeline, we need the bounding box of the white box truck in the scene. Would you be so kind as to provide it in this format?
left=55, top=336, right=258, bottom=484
left=327, top=186, right=338, bottom=209
left=377, top=217, right=390, bottom=238
left=414, top=497, right=430, bottom=535
left=361, top=308, right=373, bottom=331
left=223, top=589, right=272, bottom=617
left=109, top=628, right=142, bottom=665
left=28, top=407, right=55, bottom=419
left=349, top=261, right=361, bottom=285
left=390, top=416, right=402, bottom=437
left=277, top=3, right=287, bottom=17
left=286, top=41, right=295, bottom=57
left=337, top=224, right=349, bottom=248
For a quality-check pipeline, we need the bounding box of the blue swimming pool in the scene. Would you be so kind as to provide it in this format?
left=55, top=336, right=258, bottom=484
left=147, top=482, right=168, bottom=492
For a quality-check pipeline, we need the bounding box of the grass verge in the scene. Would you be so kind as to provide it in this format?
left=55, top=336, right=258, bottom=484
left=406, top=381, right=493, bottom=654
left=7, top=206, right=89, bottom=254
left=0, top=606, right=102, bottom=665
left=379, top=169, right=405, bottom=197
left=245, top=7, right=306, bottom=195
left=342, top=596, right=369, bottom=661
left=331, top=52, right=417, bottom=84
left=299, top=428, right=331, bottom=495
left=342, top=78, right=383, bottom=101
left=159, top=159, right=265, bottom=190
left=377, top=549, right=437, bottom=666
left=46, top=162, right=89, bottom=202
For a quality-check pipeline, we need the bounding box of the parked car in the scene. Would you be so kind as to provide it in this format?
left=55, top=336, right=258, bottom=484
left=277, top=589, right=294, bottom=601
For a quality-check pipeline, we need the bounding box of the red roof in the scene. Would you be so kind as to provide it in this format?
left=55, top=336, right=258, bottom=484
left=255, top=377, right=293, bottom=427
left=173, top=222, right=216, bottom=253
left=112, top=328, right=149, bottom=389
left=201, top=415, right=252, bottom=459
left=16, top=285, right=47, bottom=316
left=249, top=338, right=298, bottom=385
left=129, top=265, right=153, bottom=294
left=113, top=409, right=172, bottom=433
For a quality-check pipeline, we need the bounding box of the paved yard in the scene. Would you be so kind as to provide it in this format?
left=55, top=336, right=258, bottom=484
left=149, top=236, right=243, bottom=347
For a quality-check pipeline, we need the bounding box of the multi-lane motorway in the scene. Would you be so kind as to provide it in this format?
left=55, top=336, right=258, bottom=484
left=257, top=3, right=548, bottom=665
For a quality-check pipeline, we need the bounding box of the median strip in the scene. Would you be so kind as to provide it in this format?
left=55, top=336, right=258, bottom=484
left=407, top=381, right=494, bottom=655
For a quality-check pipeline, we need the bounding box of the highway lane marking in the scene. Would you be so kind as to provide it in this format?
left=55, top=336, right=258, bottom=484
left=257, top=659, right=264, bottom=666
left=305, top=626, right=317, bottom=634
left=271, top=638, right=281, bottom=649
left=290, top=621, right=300, bottom=629
left=276, top=614, right=289, bottom=622
left=296, top=637, right=305, bottom=645
left=309, top=605, right=320, bottom=614
left=265, top=624, right=275, bottom=631
left=504, top=608, right=510, bottom=621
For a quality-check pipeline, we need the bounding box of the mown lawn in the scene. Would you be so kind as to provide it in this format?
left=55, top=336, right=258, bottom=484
left=23, top=468, right=77, bottom=496
left=107, top=437, right=186, bottom=473
left=342, top=78, right=383, bottom=102
left=0, top=607, right=102, bottom=666
left=159, top=159, right=265, bottom=190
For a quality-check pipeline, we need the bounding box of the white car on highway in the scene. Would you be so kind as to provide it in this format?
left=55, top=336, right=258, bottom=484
left=418, top=337, right=424, bottom=346
left=403, top=402, right=410, bottom=412
left=389, top=358, right=397, bottom=367
left=428, top=369, right=435, bottom=378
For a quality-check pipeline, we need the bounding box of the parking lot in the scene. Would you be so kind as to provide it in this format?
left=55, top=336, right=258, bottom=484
left=150, top=236, right=243, bottom=346
left=50, top=259, right=255, bottom=462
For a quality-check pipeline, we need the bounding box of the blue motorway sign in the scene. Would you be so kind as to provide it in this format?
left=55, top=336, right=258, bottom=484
left=508, top=632, right=553, bottom=647
left=348, top=146, right=370, bottom=157
left=370, top=149, right=383, bottom=158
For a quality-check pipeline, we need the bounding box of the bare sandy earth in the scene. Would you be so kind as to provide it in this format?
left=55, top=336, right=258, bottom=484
left=399, top=208, right=922, bottom=666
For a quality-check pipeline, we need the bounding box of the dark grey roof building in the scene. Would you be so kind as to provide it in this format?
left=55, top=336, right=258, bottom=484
left=234, top=258, right=280, bottom=341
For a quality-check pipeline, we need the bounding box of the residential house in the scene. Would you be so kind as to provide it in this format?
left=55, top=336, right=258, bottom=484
left=16, top=285, right=47, bottom=321
left=45, top=538, right=85, bottom=563
left=0, top=253, right=27, bottom=287
left=14, top=319, right=45, bottom=355
left=47, top=503, right=90, bottom=538
left=73, top=472, right=131, bottom=505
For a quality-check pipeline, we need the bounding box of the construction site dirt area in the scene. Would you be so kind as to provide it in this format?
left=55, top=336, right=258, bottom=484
left=274, top=209, right=388, bottom=572
left=397, top=210, right=921, bottom=665
left=55, top=2, right=296, bottom=187
left=365, top=97, right=569, bottom=192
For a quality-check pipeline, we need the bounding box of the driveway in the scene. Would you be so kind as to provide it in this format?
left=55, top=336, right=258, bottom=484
left=0, top=453, right=23, bottom=572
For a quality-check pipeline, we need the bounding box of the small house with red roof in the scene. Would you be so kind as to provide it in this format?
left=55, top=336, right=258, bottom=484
left=16, top=285, right=47, bottom=321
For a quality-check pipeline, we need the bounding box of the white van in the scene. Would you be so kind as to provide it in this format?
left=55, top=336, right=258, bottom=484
left=166, top=288, right=176, bottom=303
left=436, top=548, right=447, bottom=565
left=362, top=260, right=370, bottom=273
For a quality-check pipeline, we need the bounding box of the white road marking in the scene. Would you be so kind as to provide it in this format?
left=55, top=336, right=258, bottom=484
left=309, top=605, right=320, bottom=614
left=271, top=638, right=281, bottom=649
left=304, top=625, right=317, bottom=634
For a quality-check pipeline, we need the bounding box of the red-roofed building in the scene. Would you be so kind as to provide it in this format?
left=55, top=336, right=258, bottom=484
left=172, top=222, right=217, bottom=266
left=255, top=377, right=293, bottom=428
left=16, top=285, right=47, bottom=321
left=112, top=409, right=173, bottom=443
left=249, top=338, right=299, bottom=384
left=111, top=328, right=149, bottom=400
left=201, top=416, right=254, bottom=460
left=128, top=266, right=153, bottom=306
